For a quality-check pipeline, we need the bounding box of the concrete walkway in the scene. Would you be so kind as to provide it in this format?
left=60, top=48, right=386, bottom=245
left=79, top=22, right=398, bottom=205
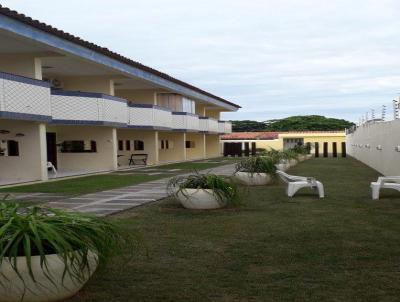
left=45, top=163, right=236, bottom=216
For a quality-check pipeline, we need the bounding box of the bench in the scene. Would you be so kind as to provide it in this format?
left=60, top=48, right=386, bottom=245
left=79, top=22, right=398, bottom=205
left=371, top=176, right=400, bottom=200
left=128, top=153, right=148, bottom=166
left=276, top=170, right=324, bottom=198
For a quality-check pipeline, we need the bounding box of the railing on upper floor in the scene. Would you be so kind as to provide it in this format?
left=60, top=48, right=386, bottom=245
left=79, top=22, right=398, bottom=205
left=0, top=71, right=51, bottom=121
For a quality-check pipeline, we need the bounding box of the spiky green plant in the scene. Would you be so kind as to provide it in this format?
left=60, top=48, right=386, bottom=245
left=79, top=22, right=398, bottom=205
left=167, top=172, right=238, bottom=206
left=292, top=145, right=309, bottom=155
left=282, top=149, right=298, bottom=160
left=235, top=156, right=277, bottom=175
left=0, top=202, right=125, bottom=286
left=261, top=149, right=284, bottom=164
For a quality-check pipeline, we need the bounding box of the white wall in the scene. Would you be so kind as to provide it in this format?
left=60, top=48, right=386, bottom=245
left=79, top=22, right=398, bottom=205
left=346, top=120, right=400, bottom=175
left=0, top=120, right=47, bottom=184
left=47, top=125, right=118, bottom=173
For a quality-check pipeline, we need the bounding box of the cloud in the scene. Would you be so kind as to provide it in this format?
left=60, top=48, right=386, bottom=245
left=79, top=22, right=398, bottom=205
left=2, top=0, right=400, bottom=122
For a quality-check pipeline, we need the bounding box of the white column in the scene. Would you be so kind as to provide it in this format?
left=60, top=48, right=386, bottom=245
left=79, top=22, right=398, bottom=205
left=111, top=128, right=118, bottom=170
left=203, top=133, right=207, bottom=159
left=38, top=123, right=48, bottom=181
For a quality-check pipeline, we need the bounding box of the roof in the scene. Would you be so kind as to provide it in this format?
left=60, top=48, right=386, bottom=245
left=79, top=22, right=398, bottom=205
left=0, top=5, right=240, bottom=109
left=221, top=130, right=346, bottom=140
left=221, top=132, right=279, bottom=140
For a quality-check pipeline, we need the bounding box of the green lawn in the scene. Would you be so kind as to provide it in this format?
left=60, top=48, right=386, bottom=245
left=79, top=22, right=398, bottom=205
left=67, top=157, right=400, bottom=302
left=0, top=158, right=234, bottom=195
left=0, top=174, right=165, bottom=195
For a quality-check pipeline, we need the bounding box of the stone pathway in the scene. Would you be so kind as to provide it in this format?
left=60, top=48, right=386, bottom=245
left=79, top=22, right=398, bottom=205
left=45, top=163, right=236, bottom=216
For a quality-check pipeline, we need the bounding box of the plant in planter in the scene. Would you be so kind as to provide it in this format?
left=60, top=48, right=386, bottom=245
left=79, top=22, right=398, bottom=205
left=168, top=173, right=238, bottom=209
left=0, top=202, right=124, bottom=302
left=291, top=145, right=309, bottom=161
left=234, top=156, right=277, bottom=186
left=262, top=149, right=289, bottom=171
left=282, top=150, right=299, bottom=167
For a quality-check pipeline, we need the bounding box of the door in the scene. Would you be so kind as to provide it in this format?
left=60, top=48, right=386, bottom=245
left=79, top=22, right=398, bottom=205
left=46, top=132, right=57, bottom=168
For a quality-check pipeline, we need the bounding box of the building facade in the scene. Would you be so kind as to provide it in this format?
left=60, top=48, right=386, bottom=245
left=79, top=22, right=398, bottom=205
left=221, top=131, right=346, bottom=155
left=0, top=6, right=240, bottom=185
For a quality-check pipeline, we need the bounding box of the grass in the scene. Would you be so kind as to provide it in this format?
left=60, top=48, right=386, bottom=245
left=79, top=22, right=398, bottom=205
left=0, top=174, right=165, bottom=195
left=0, top=158, right=234, bottom=195
left=66, top=157, right=400, bottom=302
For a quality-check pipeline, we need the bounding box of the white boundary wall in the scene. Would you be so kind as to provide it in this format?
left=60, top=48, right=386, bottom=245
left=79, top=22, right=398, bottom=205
left=346, top=119, right=400, bottom=176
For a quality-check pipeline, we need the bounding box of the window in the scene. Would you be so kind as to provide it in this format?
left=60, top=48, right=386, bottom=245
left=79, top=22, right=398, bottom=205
left=157, top=93, right=195, bottom=114
left=126, top=140, right=131, bottom=151
left=118, top=140, right=124, bottom=151
left=159, top=139, right=173, bottom=150
left=61, top=140, right=97, bottom=153
left=134, top=140, right=144, bottom=151
left=185, top=141, right=196, bottom=148
left=0, top=140, right=19, bottom=156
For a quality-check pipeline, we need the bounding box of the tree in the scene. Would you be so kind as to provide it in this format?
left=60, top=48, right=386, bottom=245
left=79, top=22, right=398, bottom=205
left=231, top=115, right=354, bottom=132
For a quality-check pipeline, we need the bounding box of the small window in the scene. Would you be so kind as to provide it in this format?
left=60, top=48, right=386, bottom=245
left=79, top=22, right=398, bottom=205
left=186, top=141, right=195, bottom=148
left=118, top=140, right=124, bottom=151
left=159, top=139, right=172, bottom=150
left=134, top=140, right=144, bottom=151
left=126, top=140, right=131, bottom=151
left=0, top=140, right=19, bottom=156
left=61, top=140, right=97, bottom=153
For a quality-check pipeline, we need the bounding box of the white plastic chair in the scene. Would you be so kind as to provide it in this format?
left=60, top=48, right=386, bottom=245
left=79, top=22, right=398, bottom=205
left=276, top=170, right=325, bottom=198
left=370, top=176, right=400, bottom=200
left=47, top=161, right=57, bottom=177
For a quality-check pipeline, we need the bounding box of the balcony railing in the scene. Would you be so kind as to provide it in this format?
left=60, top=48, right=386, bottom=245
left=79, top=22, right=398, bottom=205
left=51, top=90, right=127, bottom=126
left=0, top=72, right=51, bottom=121
left=218, top=121, right=232, bottom=134
left=128, top=104, right=172, bottom=129
left=199, top=117, right=219, bottom=133
left=0, top=71, right=233, bottom=134
left=172, top=112, right=200, bottom=131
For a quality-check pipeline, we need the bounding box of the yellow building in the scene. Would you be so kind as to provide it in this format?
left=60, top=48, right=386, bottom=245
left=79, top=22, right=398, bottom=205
left=0, top=6, right=240, bottom=186
left=221, top=131, right=346, bottom=155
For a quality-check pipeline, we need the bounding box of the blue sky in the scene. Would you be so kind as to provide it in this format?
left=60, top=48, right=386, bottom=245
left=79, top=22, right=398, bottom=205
left=3, top=0, right=400, bottom=122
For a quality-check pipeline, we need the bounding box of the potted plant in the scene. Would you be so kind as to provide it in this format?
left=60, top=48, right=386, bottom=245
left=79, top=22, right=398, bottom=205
left=0, top=202, right=124, bottom=302
left=262, top=149, right=289, bottom=171
left=234, top=156, right=277, bottom=186
left=168, top=173, right=238, bottom=209
left=292, top=145, right=308, bottom=162
left=282, top=150, right=298, bottom=167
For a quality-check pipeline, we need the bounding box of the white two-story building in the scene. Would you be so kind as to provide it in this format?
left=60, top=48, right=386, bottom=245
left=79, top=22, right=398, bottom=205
left=0, top=5, right=240, bottom=185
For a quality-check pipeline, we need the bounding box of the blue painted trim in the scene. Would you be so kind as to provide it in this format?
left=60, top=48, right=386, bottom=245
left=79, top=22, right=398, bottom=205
left=199, top=116, right=209, bottom=120
left=51, top=119, right=126, bottom=127
left=0, top=111, right=52, bottom=122
left=172, top=112, right=198, bottom=117
left=0, top=15, right=237, bottom=111
left=51, top=89, right=126, bottom=103
left=0, top=71, right=50, bottom=88
left=128, top=125, right=171, bottom=131
left=127, top=104, right=171, bottom=112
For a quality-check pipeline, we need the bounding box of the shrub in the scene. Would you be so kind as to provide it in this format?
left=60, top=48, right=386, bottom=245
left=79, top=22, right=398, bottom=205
left=167, top=173, right=238, bottom=205
left=235, top=156, right=277, bottom=175
left=0, top=202, right=125, bottom=284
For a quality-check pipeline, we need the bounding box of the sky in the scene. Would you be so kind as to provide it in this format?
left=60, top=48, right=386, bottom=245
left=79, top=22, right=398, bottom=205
left=2, top=0, right=400, bottom=122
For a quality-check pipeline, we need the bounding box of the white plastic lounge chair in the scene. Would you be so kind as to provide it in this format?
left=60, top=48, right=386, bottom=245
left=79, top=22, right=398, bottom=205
left=276, top=170, right=325, bottom=198
left=47, top=161, right=57, bottom=177
left=370, top=176, right=400, bottom=200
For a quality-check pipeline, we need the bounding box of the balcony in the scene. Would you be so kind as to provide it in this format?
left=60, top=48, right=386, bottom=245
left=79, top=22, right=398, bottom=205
left=172, top=112, right=200, bottom=131
left=51, top=90, right=127, bottom=126
left=0, top=72, right=51, bottom=121
left=128, top=104, right=172, bottom=129
left=218, top=121, right=232, bottom=134
left=199, top=117, right=219, bottom=133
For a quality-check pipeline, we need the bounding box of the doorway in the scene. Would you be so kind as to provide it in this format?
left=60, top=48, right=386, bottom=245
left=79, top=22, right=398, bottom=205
left=46, top=132, right=57, bottom=168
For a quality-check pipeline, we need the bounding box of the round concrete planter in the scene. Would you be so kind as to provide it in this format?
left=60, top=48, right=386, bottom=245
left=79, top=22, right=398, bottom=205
left=275, top=163, right=289, bottom=172
left=0, top=251, right=98, bottom=302
left=176, top=189, right=226, bottom=209
left=306, top=154, right=313, bottom=160
left=297, top=155, right=306, bottom=162
left=289, top=159, right=298, bottom=167
left=234, top=171, right=272, bottom=186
